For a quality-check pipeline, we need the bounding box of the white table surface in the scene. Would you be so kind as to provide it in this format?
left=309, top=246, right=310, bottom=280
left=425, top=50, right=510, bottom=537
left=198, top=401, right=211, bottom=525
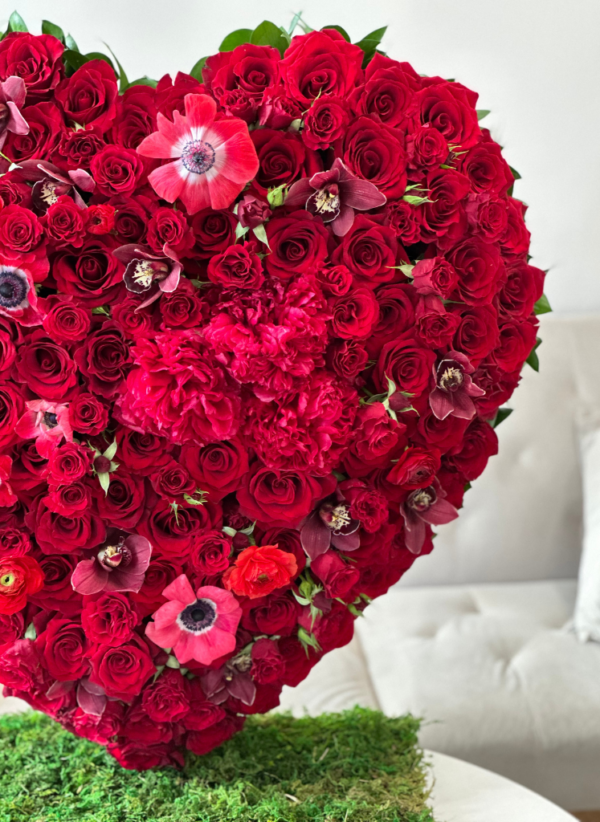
left=427, top=751, right=577, bottom=821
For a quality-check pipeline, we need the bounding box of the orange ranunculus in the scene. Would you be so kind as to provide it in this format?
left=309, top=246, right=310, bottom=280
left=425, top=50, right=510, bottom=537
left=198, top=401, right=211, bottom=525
left=223, top=544, right=297, bottom=600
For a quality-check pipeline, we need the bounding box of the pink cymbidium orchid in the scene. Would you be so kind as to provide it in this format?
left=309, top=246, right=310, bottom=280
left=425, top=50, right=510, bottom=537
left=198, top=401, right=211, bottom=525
left=113, top=243, right=182, bottom=310
left=137, top=93, right=259, bottom=214
left=15, top=400, right=73, bottom=458
left=71, top=533, right=152, bottom=596
left=286, top=158, right=387, bottom=236
left=0, top=265, right=44, bottom=327
left=429, top=351, right=485, bottom=421
left=0, top=76, right=29, bottom=150
left=400, top=478, right=459, bottom=555
left=15, top=159, right=95, bottom=212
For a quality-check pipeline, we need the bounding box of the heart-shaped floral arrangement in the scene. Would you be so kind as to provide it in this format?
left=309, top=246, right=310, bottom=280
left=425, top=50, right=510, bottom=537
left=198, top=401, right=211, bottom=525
left=0, top=13, right=548, bottom=770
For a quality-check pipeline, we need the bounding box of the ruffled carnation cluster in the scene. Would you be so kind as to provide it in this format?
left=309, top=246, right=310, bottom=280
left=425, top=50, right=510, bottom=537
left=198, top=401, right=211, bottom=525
left=0, top=19, right=545, bottom=770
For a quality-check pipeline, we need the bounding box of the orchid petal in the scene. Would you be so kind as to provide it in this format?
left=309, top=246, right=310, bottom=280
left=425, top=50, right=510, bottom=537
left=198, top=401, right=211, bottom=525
left=1, top=76, right=26, bottom=107
left=420, top=498, right=459, bottom=526
left=6, top=101, right=29, bottom=136
left=331, top=203, right=355, bottom=237
left=228, top=673, right=256, bottom=705
left=300, top=512, right=332, bottom=560
left=71, top=559, right=109, bottom=595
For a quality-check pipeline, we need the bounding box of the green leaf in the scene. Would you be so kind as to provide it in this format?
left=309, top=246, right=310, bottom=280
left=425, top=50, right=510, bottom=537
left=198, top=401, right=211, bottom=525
left=509, top=165, right=521, bottom=180
left=41, top=20, right=64, bottom=42
left=103, top=440, right=118, bottom=461
left=252, top=223, right=269, bottom=248
left=222, top=526, right=237, bottom=537
left=492, top=407, right=513, bottom=428
left=24, top=623, right=37, bottom=640
left=91, top=305, right=110, bottom=316
left=403, top=194, right=431, bottom=206
left=477, top=109, right=491, bottom=121
left=102, top=43, right=128, bottom=91
left=125, top=76, right=158, bottom=89
left=534, top=293, right=552, bottom=315
left=526, top=337, right=542, bottom=372
left=63, top=49, right=88, bottom=74
left=288, top=12, right=304, bottom=36
left=322, top=24, right=350, bottom=41
left=251, top=20, right=289, bottom=55
left=235, top=222, right=249, bottom=241
left=190, top=56, right=207, bottom=82
left=98, top=472, right=110, bottom=495
left=65, top=33, right=80, bottom=52
left=8, top=11, right=27, bottom=32
left=165, top=654, right=180, bottom=669
left=267, top=183, right=288, bottom=208
left=354, top=26, right=387, bottom=66
left=219, top=28, right=253, bottom=52
left=85, top=52, right=114, bottom=69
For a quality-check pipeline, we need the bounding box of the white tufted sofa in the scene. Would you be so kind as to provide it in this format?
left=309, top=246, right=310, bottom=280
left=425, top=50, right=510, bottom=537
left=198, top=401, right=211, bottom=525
left=280, top=314, right=600, bottom=812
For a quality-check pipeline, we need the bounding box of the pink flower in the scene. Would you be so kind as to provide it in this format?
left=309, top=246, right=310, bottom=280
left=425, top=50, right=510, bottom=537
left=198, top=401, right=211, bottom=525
left=0, top=265, right=44, bottom=327
left=137, top=93, right=259, bottom=214
left=16, top=160, right=95, bottom=212
left=146, top=574, right=242, bottom=666
left=113, top=243, right=182, bottom=310
left=0, top=76, right=29, bottom=150
left=286, top=159, right=387, bottom=236
left=0, top=455, right=17, bottom=507
left=301, top=493, right=360, bottom=560
left=429, top=351, right=485, bottom=421
left=71, top=533, right=152, bottom=596
left=399, top=479, right=459, bottom=554
left=15, top=399, right=73, bottom=458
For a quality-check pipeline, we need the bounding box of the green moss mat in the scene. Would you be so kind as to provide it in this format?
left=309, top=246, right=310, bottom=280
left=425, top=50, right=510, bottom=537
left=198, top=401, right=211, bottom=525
left=0, top=707, right=434, bottom=822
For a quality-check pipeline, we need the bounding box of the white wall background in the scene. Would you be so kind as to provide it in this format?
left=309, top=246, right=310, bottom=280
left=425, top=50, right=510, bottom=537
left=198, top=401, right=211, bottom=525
left=5, top=0, right=600, bottom=315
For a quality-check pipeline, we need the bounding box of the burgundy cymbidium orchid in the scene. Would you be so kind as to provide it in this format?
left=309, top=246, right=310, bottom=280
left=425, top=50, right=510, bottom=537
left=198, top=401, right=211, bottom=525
left=15, top=159, right=95, bottom=213
left=300, top=491, right=361, bottom=560
left=400, top=478, right=459, bottom=555
left=429, top=350, right=485, bottom=421
left=71, top=532, right=152, bottom=596
left=114, top=243, right=182, bottom=310
left=201, top=655, right=257, bottom=707
left=286, top=158, right=387, bottom=236
left=0, top=76, right=29, bottom=150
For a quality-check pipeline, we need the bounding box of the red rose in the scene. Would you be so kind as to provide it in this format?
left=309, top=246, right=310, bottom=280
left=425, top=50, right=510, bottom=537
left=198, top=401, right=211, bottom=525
left=415, top=296, right=460, bottom=348
left=47, top=442, right=91, bottom=485
left=81, top=593, right=138, bottom=647
left=330, top=287, right=379, bottom=340
left=472, top=360, right=521, bottom=419
left=326, top=338, right=368, bottom=382
left=0, top=205, right=44, bottom=255
left=130, top=556, right=183, bottom=618
left=303, top=96, right=349, bottom=150
left=96, top=469, right=145, bottom=530
left=58, top=127, right=106, bottom=169
left=188, top=208, right=237, bottom=259
left=74, top=321, right=131, bottom=397
left=142, top=669, right=190, bottom=723
left=106, top=740, right=179, bottom=771
left=415, top=410, right=470, bottom=452
left=383, top=201, right=422, bottom=245
left=224, top=543, right=298, bottom=599
left=146, top=207, right=193, bottom=257
left=237, top=464, right=336, bottom=527
left=53, top=238, right=125, bottom=307
left=155, top=71, right=204, bottom=118
left=492, top=319, right=538, bottom=373
left=446, top=417, right=499, bottom=481
left=139, top=499, right=217, bottom=561
left=498, top=262, right=544, bottom=321
left=45, top=481, right=90, bottom=517
left=500, top=198, right=530, bottom=260
left=420, top=169, right=470, bottom=241
left=0, top=528, right=30, bottom=558
left=38, top=616, right=92, bottom=681
left=204, top=43, right=279, bottom=100
left=312, top=551, right=360, bottom=599
left=280, top=29, right=364, bottom=107
left=44, top=197, right=87, bottom=248
left=117, top=429, right=173, bottom=475
left=237, top=194, right=272, bottom=229
left=90, top=634, right=155, bottom=701
left=27, top=496, right=105, bottom=556
left=242, top=590, right=300, bottom=636
left=55, top=59, right=118, bottom=131
left=387, top=446, right=441, bottom=489
left=68, top=392, right=109, bottom=436
left=265, top=211, right=329, bottom=280
left=0, top=554, right=44, bottom=615
left=0, top=612, right=24, bottom=651
left=86, top=204, right=116, bottom=235
left=111, top=194, right=153, bottom=243
left=42, top=297, right=91, bottom=344
left=341, top=116, right=407, bottom=198
left=412, top=257, right=458, bottom=299
left=352, top=53, right=420, bottom=127
left=407, top=125, right=448, bottom=170
left=0, top=32, right=64, bottom=99
left=313, top=600, right=355, bottom=652
left=29, top=553, right=81, bottom=616
left=316, top=263, right=353, bottom=296
left=332, top=216, right=402, bottom=287
left=251, top=129, right=306, bottom=192
left=0, top=382, right=25, bottom=450
left=114, top=84, right=157, bottom=149
left=461, top=135, right=513, bottom=195
left=279, top=635, right=319, bottom=687
left=366, top=283, right=416, bottom=358
left=159, top=281, right=206, bottom=329
left=344, top=403, right=407, bottom=476
left=466, top=193, right=508, bottom=241
left=207, top=243, right=264, bottom=289
left=451, top=304, right=499, bottom=366
left=150, top=461, right=195, bottom=503
left=414, top=79, right=480, bottom=149
left=375, top=333, right=436, bottom=396
left=250, top=638, right=285, bottom=684
left=448, top=238, right=504, bottom=306
left=16, top=331, right=77, bottom=401
left=348, top=487, right=389, bottom=533
left=90, top=145, right=145, bottom=196
left=188, top=530, right=232, bottom=577
left=112, top=296, right=154, bottom=338
left=186, top=715, right=245, bottom=756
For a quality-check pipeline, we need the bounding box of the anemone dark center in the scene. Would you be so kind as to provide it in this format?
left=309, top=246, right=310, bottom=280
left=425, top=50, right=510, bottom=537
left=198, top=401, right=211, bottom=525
left=43, top=412, right=58, bottom=428
left=181, top=139, right=216, bottom=175
left=178, top=598, right=217, bottom=633
left=0, top=268, right=28, bottom=309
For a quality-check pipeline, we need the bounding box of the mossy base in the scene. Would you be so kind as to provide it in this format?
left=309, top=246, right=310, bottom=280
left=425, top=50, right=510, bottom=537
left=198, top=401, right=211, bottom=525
left=0, top=707, right=434, bottom=821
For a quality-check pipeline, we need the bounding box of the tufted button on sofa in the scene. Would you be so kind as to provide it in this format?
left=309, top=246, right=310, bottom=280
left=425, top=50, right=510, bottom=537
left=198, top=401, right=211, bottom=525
left=280, top=314, right=600, bottom=812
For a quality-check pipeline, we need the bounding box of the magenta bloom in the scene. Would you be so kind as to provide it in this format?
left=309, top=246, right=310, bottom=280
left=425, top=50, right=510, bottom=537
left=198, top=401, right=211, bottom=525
left=429, top=351, right=485, bottom=421
left=71, top=534, right=152, bottom=596
left=286, top=158, right=387, bottom=236
left=301, top=495, right=360, bottom=560
left=0, top=76, right=29, bottom=150
left=15, top=399, right=73, bottom=458
left=113, top=243, right=182, bottom=309
left=146, top=575, right=242, bottom=666
left=400, top=479, right=459, bottom=554
left=137, top=93, right=259, bottom=214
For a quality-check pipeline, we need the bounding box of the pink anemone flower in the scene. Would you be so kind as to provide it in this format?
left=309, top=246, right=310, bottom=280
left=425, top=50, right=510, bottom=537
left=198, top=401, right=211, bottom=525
left=137, top=93, right=259, bottom=214
left=0, top=76, right=29, bottom=150
left=400, top=479, right=459, bottom=554
left=146, top=574, right=242, bottom=666
left=429, top=351, right=485, bottom=421
left=71, top=532, right=152, bottom=596
left=15, top=400, right=73, bottom=458
left=286, top=158, right=387, bottom=236
left=113, top=243, right=182, bottom=310
left=0, top=455, right=17, bottom=507
left=0, top=265, right=44, bottom=327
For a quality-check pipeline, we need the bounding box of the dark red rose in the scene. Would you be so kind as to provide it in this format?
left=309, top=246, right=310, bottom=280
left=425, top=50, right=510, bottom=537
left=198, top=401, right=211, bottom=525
left=6, top=101, right=65, bottom=161
left=207, top=243, right=264, bottom=289
left=0, top=527, right=30, bottom=558
left=415, top=295, right=460, bottom=348
left=90, top=634, right=155, bottom=701
left=188, top=530, right=232, bottom=577
left=74, top=321, right=131, bottom=397
left=316, top=263, right=353, bottom=296
left=344, top=403, right=407, bottom=476
left=461, top=134, right=513, bottom=195
left=492, top=319, right=538, bottom=373
left=415, top=409, right=469, bottom=452
left=472, top=359, right=521, bottom=419
left=446, top=417, right=499, bottom=481
left=204, top=43, right=279, bottom=100
left=0, top=330, right=15, bottom=375
left=366, top=283, right=416, bottom=358
left=150, top=460, right=195, bottom=503
left=110, top=194, right=154, bottom=243
left=218, top=88, right=258, bottom=123
left=414, top=79, right=480, bottom=149
left=497, top=262, right=544, bottom=321
left=26, top=496, right=105, bottom=556
left=58, top=127, right=106, bottom=169
left=341, top=116, right=407, bottom=198
left=47, top=442, right=91, bottom=485
left=237, top=194, right=272, bottom=229
left=112, top=296, right=155, bottom=338
left=250, top=638, right=285, bottom=684
left=45, top=481, right=90, bottom=517
left=465, top=193, right=509, bottom=241
left=0, top=173, right=33, bottom=208
left=117, top=429, right=173, bottom=475
left=189, top=208, right=237, bottom=259
left=448, top=238, right=504, bottom=306
left=55, top=59, right=118, bottom=131
left=330, top=287, right=379, bottom=340
left=106, top=740, right=180, bottom=771
left=265, top=211, right=329, bottom=280
left=81, top=593, right=138, bottom=647
left=155, top=71, right=204, bottom=118
left=279, top=635, right=319, bottom=687
left=16, top=331, right=77, bottom=401
left=375, top=333, right=436, bottom=396
left=96, top=469, right=145, bottom=529
left=280, top=29, right=364, bottom=107
left=251, top=128, right=306, bottom=191
left=113, top=84, right=157, bottom=149
left=238, top=464, right=336, bottom=527
left=130, top=556, right=183, bottom=618
left=313, top=600, right=355, bottom=652
left=0, top=204, right=44, bottom=254
left=352, top=53, right=419, bottom=127
left=383, top=200, right=422, bottom=245
left=407, top=124, right=448, bottom=169
left=139, top=498, right=219, bottom=561
left=451, top=304, right=499, bottom=366
left=142, top=669, right=190, bottom=723
left=68, top=392, right=109, bottom=436
left=500, top=198, right=530, bottom=259
left=332, top=216, right=403, bottom=287
left=146, top=206, right=193, bottom=257
left=303, top=96, right=349, bottom=150
left=38, top=617, right=92, bottom=682
left=0, top=32, right=64, bottom=99
left=0, top=612, right=24, bottom=651
left=44, top=196, right=87, bottom=247
left=186, top=715, right=245, bottom=756
left=420, top=169, right=471, bottom=240
left=412, top=256, right=458, bottom=299
left=388, top=446, right=441, bottom=489
left=312, top=552, right=360, bottom=599
left=326, top=338, right=368, bottom=382
left=90, top=145, right=145, bottom=196
left=242, top=589, right=300, bottom=636
left=159, top=280, right=206, bottom=329
left=9, top=440, right=47, bottom=496
left=53, top=238, right=125, bottom=307
left=120, top=703, right=173, bottom=745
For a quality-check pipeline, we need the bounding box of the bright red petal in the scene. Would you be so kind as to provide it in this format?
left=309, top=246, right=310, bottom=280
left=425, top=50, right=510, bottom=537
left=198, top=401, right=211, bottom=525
left=179, top=172, right=212, bottom=214
left=148, top=160, right=188, bottom=204
left=208, top=121, right=259, bottom=184
left=137, top=111, right=191, bottom=159
left=206, top=169, right=245, bottom=210
left=184, top=93, right=217, bottom=132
